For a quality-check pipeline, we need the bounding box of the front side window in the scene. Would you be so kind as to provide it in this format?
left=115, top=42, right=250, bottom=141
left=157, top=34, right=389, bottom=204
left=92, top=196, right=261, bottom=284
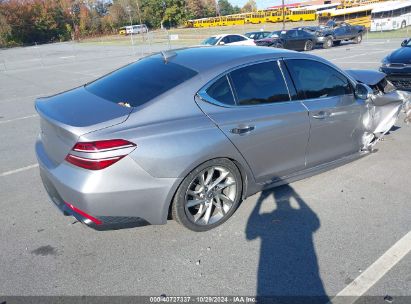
left=287, top=30, right=299, bottom=38
left=229, top=62, right=290, bottom=105
left=285, top=59, right=353, bottom=100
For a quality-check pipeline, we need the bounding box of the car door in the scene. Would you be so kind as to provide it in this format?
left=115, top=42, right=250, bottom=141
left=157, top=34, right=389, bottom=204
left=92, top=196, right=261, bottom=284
left=284, top=58, right=365, bottom=168
left=334, top=24, right=349, bottom=40
left=283, top=30, right=299, bottom=49
left=295, top=30, right=309, bottom=50
left=196, top=60, right=310, bottom=183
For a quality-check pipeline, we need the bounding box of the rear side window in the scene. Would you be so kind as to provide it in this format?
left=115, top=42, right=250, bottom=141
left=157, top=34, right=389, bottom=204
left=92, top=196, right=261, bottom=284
left=285, top=59, right=353, bottom=100
left=206, top=76, right=235, bottom=105
left=85, top=57, right=197, bottom=107
left=229, top=61, right=290, bottom=105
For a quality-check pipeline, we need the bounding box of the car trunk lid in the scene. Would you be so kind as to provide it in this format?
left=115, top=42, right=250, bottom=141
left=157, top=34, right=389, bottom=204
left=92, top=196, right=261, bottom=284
left=35, top=86, right=133, bottom=165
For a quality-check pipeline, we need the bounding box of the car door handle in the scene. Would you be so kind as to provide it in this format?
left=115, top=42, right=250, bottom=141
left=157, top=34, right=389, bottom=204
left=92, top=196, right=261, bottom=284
left=312, top=111, right=331, bottom=119
left=230, top=126, right=255, bottom=135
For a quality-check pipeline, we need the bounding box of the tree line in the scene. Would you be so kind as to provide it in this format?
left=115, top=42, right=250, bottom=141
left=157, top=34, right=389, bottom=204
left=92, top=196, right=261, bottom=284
left=0, top=0, right=258, bottom=47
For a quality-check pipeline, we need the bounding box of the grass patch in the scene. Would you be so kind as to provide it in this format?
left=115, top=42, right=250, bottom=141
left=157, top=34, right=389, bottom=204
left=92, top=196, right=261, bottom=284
left=366, top=27, right=411, bottom=39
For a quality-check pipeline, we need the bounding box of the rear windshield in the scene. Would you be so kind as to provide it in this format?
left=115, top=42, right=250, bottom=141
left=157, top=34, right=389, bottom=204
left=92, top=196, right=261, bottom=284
left=85, top=56, right=197, bottom=107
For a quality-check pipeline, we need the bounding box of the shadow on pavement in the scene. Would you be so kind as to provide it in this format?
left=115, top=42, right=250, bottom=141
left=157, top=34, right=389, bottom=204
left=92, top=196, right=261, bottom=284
left=246, top=184, right=329, bottom=303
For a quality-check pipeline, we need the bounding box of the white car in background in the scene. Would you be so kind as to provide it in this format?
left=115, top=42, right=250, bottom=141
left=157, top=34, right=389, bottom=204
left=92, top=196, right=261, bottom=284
left=201, top=34, right=256, bottom=46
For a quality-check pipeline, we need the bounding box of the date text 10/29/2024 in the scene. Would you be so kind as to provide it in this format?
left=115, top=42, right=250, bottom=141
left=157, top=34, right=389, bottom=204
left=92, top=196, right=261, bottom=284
left=149, top=296, right=256, bottom=303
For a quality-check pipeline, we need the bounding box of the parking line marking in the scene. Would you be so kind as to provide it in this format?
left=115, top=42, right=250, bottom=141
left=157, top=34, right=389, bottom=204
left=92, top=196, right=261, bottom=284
left=0, top=164, right=39, bottom=177
left=0, top=114, right=38, bottom=124
left=329, top=50, right=388, bottom=61
left=329, top=230, right=411, bottom=304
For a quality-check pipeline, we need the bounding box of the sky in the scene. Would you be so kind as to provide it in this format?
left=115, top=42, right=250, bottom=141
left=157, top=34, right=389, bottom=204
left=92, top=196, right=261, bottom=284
left=229, top=0, right=300, bottom=9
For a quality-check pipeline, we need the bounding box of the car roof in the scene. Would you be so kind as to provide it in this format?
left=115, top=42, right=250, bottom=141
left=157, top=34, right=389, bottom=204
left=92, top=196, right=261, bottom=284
left=246, top=31, right=271, bottom=34
left=212, top=34, right=246, bottom=39
left=156, top=46, right=308, bottom=73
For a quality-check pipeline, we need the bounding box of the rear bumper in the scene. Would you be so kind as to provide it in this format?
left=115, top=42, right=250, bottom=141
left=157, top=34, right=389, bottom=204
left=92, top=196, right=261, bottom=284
left=35, top=138, right=182, bottom=229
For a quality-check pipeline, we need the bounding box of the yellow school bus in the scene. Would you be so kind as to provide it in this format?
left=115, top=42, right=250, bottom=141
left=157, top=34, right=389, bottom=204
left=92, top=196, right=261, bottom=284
left=118, top=27, right=127, bottom=35
left=220, top=15, right=245, bottom=26
left=245, top=11, right=269, bottom=24
left=289, top=9, right=317, bottom=21
left=318, top=4, right=376, bottom=28
left=264, top=9, right=287, bottom=23
left=184, top=20, right=194, bottom=28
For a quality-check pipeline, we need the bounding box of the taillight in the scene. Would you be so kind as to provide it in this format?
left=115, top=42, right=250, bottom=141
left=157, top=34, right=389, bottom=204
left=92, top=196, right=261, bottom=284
left=65, top=139, right=136, bottom=170
left=72, top=139, right=135, bottom=152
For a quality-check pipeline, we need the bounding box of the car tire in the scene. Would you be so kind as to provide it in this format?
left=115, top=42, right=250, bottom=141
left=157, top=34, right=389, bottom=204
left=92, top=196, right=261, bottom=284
left=354, top=34, right=363, bottom=44
left=304, top=40, right=314, bottom=51
left=323, top=37, right=333, bottom=49
left=333, top=40, right=341, bottom=46
left=274, top=43, right=284, bottom=48
left=172, top=158, right=243, bottom=232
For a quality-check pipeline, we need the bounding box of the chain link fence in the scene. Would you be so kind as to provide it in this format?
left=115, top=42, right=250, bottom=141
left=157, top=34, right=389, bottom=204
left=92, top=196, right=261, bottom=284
left=0, top=20, right=409, bottom=72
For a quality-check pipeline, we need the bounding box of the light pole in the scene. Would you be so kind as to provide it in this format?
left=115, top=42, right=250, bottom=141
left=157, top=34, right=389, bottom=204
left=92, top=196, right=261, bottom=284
left=136, top=0, right=143, bottom=26
left=126, top=6, right=135, bottom=54
left=135, top=0, right=144, bottom=55
left=282, top=0, right=285, bottom=30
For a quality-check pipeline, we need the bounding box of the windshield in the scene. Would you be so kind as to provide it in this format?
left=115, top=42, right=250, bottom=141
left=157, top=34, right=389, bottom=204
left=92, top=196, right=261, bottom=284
left=326, top=20, right=336, bottom=27
left=85, top=56, right=197, bottom=107
left=404, top=39, right=411, bottom=47
left=202, top=37, right=219, bottom=45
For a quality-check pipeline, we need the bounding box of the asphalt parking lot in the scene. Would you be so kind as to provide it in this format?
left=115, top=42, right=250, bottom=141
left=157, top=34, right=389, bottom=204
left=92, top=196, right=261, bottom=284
left=0, top=39, right=410, bottom=301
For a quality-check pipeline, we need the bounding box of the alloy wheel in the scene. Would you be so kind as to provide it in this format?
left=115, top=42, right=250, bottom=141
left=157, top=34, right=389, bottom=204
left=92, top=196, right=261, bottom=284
left=184, top=166, right=237, bottom=226
left=305, top=40, right=313, bottom=51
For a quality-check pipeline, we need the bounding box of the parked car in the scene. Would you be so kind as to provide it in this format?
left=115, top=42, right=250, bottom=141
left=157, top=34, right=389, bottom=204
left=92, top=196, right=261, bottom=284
left=35, top=46, right=409, bottom=232
left=119, top=24, right=148, bottom=35
left=201, top=34, right=255, bottom=46
left=380, top=38, right=411, bottom=91
left=244, top=31, right=272, bottom=40
left=255, top=29, right=317, bottom=51
left=296, top=20, right=365, bottom=48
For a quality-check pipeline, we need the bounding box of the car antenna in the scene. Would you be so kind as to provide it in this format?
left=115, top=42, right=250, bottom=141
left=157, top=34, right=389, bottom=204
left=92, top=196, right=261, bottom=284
left=161, top=50, right=177, bottom=64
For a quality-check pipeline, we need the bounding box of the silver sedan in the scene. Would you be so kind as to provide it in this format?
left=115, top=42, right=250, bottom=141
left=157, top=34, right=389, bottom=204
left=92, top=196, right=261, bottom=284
left=35, top=46, right=409, bottom=231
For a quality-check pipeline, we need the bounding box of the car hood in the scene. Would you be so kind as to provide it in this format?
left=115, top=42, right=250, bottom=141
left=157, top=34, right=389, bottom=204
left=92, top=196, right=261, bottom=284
left=387, top=47, right=411, bottom=64
left=345, top=69, right=386, bottom=86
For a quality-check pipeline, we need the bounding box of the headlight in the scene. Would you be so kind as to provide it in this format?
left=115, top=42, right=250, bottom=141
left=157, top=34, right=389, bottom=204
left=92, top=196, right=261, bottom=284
left=381, top=56, right=390, bottom=67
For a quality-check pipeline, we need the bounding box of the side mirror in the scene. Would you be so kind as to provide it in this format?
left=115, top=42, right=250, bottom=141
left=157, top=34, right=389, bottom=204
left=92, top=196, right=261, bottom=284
left=218, top=41, right=225, bottom=45
left=355, top=83, right=373, bottom=101
left=401, top=39, right=408, bottom=47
